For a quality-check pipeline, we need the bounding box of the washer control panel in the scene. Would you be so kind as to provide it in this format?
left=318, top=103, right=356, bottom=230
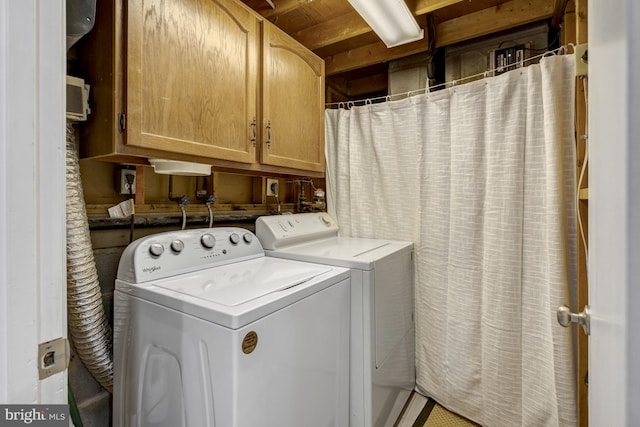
left=255, top=212, right=339, bottom=250
left=117, top=228, right=263, bottom=283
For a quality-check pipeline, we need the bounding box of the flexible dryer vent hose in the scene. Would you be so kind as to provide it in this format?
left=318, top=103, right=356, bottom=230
left=66, top=121, right=113, bottom=392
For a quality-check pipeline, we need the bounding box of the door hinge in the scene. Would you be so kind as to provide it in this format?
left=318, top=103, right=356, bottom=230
left=118, top=112, right=126, bottom=132
left=38, top=338, right=69, bottom=379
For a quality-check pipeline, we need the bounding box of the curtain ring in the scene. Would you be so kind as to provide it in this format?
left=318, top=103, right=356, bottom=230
left=386, top=95, right=391, bottom=102
left=365, top=99, right=372, bottom=106
left=338, top=102, right=345, bottom=109
left=347, top=101, right=355, bottom=109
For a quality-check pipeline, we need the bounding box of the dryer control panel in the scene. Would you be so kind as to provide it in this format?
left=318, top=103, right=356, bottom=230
left=255, top=212, right=339, bottom=250
left=117, top=228, right=263, bottom=283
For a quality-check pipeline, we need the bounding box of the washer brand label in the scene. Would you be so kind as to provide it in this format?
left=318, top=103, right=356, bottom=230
left=242, top=331, right=258, bottom=354
left=142, top=266, right=161, bottom=274
left=1, top=405, right=68, bottom=426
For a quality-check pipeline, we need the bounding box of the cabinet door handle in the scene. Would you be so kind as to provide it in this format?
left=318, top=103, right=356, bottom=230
left=250, top=117, right=257, bottom=147
left=266, top=120, right=272, bottom=149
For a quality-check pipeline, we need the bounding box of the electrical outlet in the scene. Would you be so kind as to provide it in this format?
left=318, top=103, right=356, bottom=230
left=119, top=169, right=136, bottom=195
left=266, top=178, right=279, bottom=196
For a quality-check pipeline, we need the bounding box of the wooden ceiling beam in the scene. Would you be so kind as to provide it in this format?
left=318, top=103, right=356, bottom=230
left=348, top=73, right=388, bottom=96
left=413, top=0, right=465, bottom=15
left=325, top=38, right=430, bottom=76
left=324, top=0, right=554, bottom=76
left=436, top=0, right=554, bottom=46
left=551, top=0, right=566, bottom=27
left=292, top=0, right=464, bottom=51
left=292, top=11, right=369, bottom=50
left=242, top=0, right=311, bottom=19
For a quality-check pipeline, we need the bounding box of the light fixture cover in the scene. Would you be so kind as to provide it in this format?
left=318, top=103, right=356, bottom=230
left=348, top=0, right=424, bottom=48
left=148, top=159, right=212, bottom=176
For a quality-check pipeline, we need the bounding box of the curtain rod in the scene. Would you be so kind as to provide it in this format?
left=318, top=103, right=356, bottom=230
left=325, top=44, right=577, bottom=108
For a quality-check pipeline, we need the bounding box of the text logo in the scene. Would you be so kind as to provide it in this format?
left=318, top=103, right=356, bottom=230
left=142, top=265, right=161, bottom=274
left=1, top=405, right=68, bottom=426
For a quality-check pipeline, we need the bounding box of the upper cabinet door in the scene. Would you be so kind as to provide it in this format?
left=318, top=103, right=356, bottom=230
left=261, top=23, right=325, bottom=173
left=126, top=0, right=259, bottom=163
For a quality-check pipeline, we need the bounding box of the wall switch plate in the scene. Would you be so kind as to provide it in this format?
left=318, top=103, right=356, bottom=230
left=575, top=43, right=588, bottom=77
left=266, top=178, right=279, bottom=196
left=119, top=169, right=136, bottom=195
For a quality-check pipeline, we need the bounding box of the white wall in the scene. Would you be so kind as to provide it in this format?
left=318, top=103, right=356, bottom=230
left=0, top=0, right=67, bottom=403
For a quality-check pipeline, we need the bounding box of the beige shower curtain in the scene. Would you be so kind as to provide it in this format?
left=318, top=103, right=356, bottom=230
left=325, top=55, right=577, bottom=427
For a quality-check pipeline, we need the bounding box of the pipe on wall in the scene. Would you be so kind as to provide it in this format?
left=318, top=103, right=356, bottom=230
left=66, top=121, right=113, bottom=392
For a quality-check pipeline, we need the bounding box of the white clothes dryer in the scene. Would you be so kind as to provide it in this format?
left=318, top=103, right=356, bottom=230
left=113, top=227, right=350, bottom=427
left=256, top=213, right=415, bottom=427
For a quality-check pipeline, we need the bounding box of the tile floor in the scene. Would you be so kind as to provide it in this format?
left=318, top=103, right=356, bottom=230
left=395, top=392, right=479, bottom=427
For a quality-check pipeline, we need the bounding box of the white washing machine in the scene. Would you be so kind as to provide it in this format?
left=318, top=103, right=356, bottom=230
left=113, top=227, right=350, bottom=427
left=256, top=213, right=415, bottom=427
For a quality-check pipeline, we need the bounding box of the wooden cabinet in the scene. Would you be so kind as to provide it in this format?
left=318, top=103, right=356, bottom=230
left=127, top=0, right=259, bottom=164
left=77, top=0, right=325, bottom=177
left=260, top=23, right=325, bottom=173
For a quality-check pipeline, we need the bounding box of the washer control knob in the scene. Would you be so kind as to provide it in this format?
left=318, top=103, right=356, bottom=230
left=170, top=240, right=184, bottom=253
left=201, top=233, right=216, bottom=249
left=243, top=233, right=253, bottom=244
left=148, top=242, right=164, bottom=257
left=320, top=215, right=331, bottom=225
left=229, top=233, right=240, bottom=245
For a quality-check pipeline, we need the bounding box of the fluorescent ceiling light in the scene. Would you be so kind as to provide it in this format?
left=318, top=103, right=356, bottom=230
left=348, top=0, right=424, bottom=48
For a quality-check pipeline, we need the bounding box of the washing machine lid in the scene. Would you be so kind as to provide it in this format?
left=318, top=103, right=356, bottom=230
left=116, top=257, right=349, bottom=329
left=265, top=237, right=412, bottom=270
left=153, top=257, right=330, bottom=306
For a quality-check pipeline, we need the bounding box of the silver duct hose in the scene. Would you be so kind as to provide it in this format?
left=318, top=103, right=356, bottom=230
left=66, top=121, right=113, bottom=392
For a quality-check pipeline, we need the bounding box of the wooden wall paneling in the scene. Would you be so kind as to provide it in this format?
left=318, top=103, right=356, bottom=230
left=573, top=1, right=588, bottom=426
left=134, top=165, right=145, bottom=205
left=76, top=0, right=124, bottom=159
left=561, top=0, right=576, bottom=45
left=253, top=177, right=267, bottom=205
left=576, top=73, right=589, bottom=427
left=576, top=0, right=588, bottom=44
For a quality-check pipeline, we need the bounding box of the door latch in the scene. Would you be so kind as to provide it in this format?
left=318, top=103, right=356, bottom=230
left=38, top=338, right=69, bottom=379
left=557, top=305, right=591, bottom=336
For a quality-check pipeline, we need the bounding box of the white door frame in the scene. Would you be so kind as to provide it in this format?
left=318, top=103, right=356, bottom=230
left=1, top=0, right=640, bottom=420
left=0, top=0, right=67, bottom=403
left=589, top=0, right=640, bottom=425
